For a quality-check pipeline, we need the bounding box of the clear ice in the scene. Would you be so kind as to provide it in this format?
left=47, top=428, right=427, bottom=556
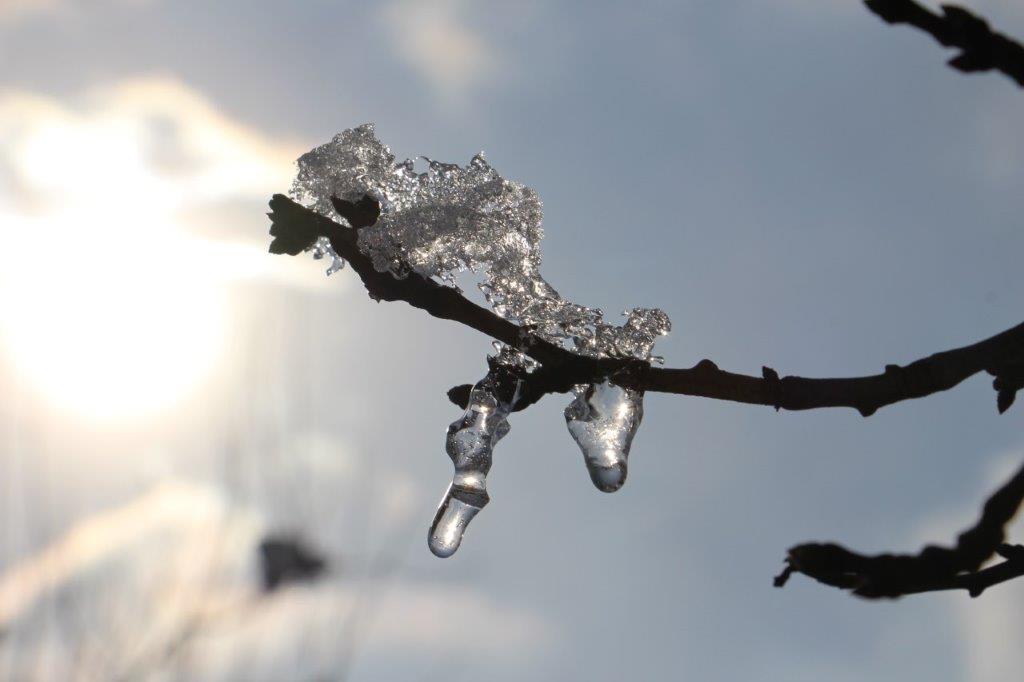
left=564, top=307, right=669, bottom=492
left=289, top=124, right=674, bottom=553
left=310, top=236, right=345, bottom=275
left=565, top=380, right=644, bottom=492
left=290, top=123, right=670, bottom=358
left=428, top=364, right=521, bottom=558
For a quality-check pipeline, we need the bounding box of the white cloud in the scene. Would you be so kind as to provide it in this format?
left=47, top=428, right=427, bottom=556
left=954, top=454, right=1024, bottom=682
left=0, top=0, right=58, bottom=22
left=0, top=0, right=151, bottom=24
left=0, top=480, right=263, bottom=681
left=908, top=451, right=1024, bottom=682
left=970, top=87, right=1024, bottom=187
left=0, top=479, right=556, bottom=681
left=0, top=77, right=297, bottom=218
left=957, top=575, right=1024, bottom=682
left=0, top=77, right=342, bottom=419
left=176, top=580, right=558, bottom=681
left=379, top=0, right=500, bottom=106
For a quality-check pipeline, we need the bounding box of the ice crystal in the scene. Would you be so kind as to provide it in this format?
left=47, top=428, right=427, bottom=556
left=289, top=125, right=676, bottom=553
left=290, top=123, right=671, bottom=360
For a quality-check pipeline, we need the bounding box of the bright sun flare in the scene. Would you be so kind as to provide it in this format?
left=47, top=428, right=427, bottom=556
left=0, top=89, right=249, bottom=421
left=0, top=213, right=228, bottom=421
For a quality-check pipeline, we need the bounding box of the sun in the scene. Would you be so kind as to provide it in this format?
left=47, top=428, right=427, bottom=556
left=0, top=80, right=304, bottom=421
left=0, top=212, right=228, bottom=421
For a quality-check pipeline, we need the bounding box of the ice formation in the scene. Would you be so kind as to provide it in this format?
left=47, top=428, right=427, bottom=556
left=289, top=124, right=673, bottom=554
left=565, top=380, right=644, bottom=492
left=290, top=124, right=670, bottom=356
left=310, top=236, right=344, bottom=276
left=428, top=361, right=522, bottom=558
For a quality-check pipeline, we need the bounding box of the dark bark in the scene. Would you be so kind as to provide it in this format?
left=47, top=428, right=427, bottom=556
left=268, top=194, right=1023, bottom=417
left=865, top=0, right=1024, bottom=87
left=775, top=462, right=1024, bottom=598
left=264, top=1, right=1024, bottom=601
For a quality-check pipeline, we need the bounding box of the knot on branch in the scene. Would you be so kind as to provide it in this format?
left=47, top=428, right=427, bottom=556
left=330, top=195, right=381, bottom=230
left=989, top=359, right=1024, bottom=414
left=865, top=0, right=1024, bottom=87
left=940, top=5, right=996, bottom=72
left=762, top=366, right=781, bottom=411
left=447, top=384, right=474, bottom=410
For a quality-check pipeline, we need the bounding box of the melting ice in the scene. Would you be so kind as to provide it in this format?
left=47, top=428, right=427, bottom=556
left=289, top=124, right=673, bottom=554
left=310, top=236, right=344, bottom=276
left=428, top=362, right=521, bottom=558
left=565, top=380, right=644, bottom=492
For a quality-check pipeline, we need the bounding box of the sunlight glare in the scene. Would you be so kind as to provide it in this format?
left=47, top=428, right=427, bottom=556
left=0, top=211, right=228, bottom=420
left=0, top=97, right=239, bottom=421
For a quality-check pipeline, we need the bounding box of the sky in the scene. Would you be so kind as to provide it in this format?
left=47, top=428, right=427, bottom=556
left=0, top=0, right=1022, bottom=680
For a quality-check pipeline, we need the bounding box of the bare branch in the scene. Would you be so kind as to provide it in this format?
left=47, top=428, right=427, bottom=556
left=865, top=0, right=1024, bottom=86
left=267, top=194, right=1023, bottom=417
left=775, top=462, right=1024, bottom=598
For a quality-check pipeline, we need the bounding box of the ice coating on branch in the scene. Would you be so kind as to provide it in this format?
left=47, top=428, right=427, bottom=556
left=428, top=363, right=522, bottom=558
left=288, top=124, right=675, bottom=549
left=310, top=236, right=345, bottom=275
left=565, top=379, right=644, bottom=492
left=290, top=124, right=671, bottom=359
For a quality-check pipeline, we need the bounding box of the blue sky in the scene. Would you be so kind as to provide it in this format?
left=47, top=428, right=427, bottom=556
left=0, top=1, right=1022, bottom=680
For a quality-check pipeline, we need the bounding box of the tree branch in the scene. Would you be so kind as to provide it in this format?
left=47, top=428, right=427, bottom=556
left=267, top=194, right=1023, bottom=416
left=865, top=0, right=1024, bottom=87
left=774, top=461, right=1024, bottom=598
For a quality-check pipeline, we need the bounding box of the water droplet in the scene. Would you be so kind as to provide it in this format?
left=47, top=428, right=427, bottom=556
left=428, top=368, right=520, bottom=557
left=428, top=487, right=482, bottom=558
left=308, top=236, right=346, bottom=276
left=565, top=379, right=644, bottom=493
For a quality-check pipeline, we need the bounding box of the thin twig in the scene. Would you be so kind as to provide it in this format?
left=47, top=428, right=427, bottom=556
left=267, top=194, right=1023, bottom=416
left=775, top=462, right=1024, bottom=599
left=865, top=0, right=1024, bottom=86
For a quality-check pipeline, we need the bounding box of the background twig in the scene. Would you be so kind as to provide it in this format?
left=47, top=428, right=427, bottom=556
left=774, top=462, right=1024, bottom=598
left=865, top=0, right=1024, bottom=86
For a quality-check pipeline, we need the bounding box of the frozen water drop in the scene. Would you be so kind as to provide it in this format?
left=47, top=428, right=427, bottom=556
left=289, top=125, right=681, bottom=552
left=308, top=236, right=346, bottom=276
left=325, top=256, right=345, bottom=275
left=565, top=379, right=644, bottom=493
left=428, top=365, right=521, bottom=557
left=428, top=487, right=482, bottom=558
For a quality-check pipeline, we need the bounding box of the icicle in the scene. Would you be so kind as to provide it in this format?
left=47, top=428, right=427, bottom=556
left=309, top=236, right=345, bottom=276
left=564, top=379, right=644, bottom=493
left=291, top=125, right=676, bottom=519
left=428, top=362, right=522, bottom=557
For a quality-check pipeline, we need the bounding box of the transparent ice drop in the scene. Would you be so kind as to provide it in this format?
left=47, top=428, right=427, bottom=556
left=309, top=236, right=345, bottom=275
left=429, top=366, right=520, bottom=557
left=564, top=379, right=644, bottom=492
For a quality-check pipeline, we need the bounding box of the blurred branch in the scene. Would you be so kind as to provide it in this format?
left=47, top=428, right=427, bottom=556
left=865, top=0, right=1024, bottom=86
left=267, top=194, right=1023, bottom=417
left=775, top=462, right=1024, bottom=598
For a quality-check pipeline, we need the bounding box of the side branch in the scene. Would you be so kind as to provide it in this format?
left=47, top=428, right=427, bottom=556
left=268, top=194, right=1023, bottom=416
left=775, top=461, right=1024, bottom=598
left=865, top=0, right=1024, bottom=87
